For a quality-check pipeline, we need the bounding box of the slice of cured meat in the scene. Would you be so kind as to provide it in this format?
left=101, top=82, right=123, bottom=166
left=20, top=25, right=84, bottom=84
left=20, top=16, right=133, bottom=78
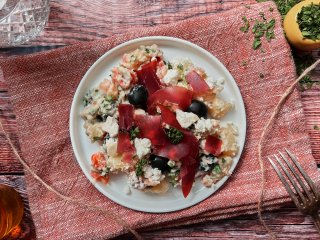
left=185, top=70, right=210, bottom=95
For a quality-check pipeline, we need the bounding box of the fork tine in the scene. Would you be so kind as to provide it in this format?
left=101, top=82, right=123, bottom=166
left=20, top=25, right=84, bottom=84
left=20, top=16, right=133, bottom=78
left=268, top=157, right=301, bottom=207
left=285, top=149, right=319, bottom=198
left=274, top=154, right=307, bottom=205
left=279, top=151, right=315, bottom=201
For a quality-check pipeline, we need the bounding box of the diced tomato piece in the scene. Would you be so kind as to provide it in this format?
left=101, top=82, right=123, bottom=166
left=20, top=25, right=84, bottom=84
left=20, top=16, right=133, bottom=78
left=134, top=114, right=167, bottom=146
left=117, top=132, right=135, bottom=155
left=158, top=105, right=182, bottom=130
left=147, top=86, right=193, bottom=114
left=180, top=155, right=198, bottom=198
left=118, top=104, right=134, bottom=131
left=204, top=135, right=222, bottom=156
left=185, top=70, right=210, bottom=95
left=91, top=171, right=110, bottom=184
left=136, top=60, right=161, bottom=94
left=91, top=152, right=106, bottom=169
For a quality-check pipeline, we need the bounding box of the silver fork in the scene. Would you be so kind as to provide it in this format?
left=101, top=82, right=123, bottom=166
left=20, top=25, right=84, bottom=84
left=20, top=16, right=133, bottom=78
left=268, top=149, right=320, bottom=233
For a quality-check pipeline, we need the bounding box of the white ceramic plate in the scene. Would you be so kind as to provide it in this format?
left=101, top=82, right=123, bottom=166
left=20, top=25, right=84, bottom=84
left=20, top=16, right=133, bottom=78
left=70, top=36, right=246, bottom=213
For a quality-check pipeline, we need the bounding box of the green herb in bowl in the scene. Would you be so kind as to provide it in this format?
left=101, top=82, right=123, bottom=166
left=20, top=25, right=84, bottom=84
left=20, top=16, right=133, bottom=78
left=297, top=3, right=320, bottom=41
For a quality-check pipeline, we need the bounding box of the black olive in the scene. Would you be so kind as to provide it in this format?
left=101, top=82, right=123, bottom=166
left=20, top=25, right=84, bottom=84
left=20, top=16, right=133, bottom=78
left=186, top=100, right=207, bottom=118
left=150, top=155, right=169, bottom=172
left=128, top=85, right=148, bottom=107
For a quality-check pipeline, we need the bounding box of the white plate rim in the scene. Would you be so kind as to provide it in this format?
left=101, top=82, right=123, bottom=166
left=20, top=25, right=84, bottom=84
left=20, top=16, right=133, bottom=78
left=69, top=36, right=247, bottom=213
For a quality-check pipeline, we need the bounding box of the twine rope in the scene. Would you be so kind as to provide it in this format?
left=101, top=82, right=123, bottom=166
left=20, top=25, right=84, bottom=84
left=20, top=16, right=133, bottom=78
left=0, top=59, right=319, bottom=240
left=257, top=59, right=320, bottom=239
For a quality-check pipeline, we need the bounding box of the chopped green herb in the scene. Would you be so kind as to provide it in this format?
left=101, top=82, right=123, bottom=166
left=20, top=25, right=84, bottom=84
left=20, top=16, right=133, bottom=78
left=269, top=7, right=274, bottom=12
left=245, top=5, right=251, bottom=9
left=130, top=54, right=137, bottom=61
left=251, top=17, right=275, bottom=49
left=177, top=63, right=183, bottom=70
left=213, top=165, right=221, bottom=174
left=266, top=30, right=275, bottom=42
left=297, top=3, right=320, bottom=41
left=266, top=19, right=276, bottom=30
left=165, top=127, right=184, bottom=144
left=272, top=0, right=303, bottom=18
left=240, top=16, right=250, bottom=33
left=222, top=158, right=226, bottom=164
left=259, top=73, right=265, bottom=79
left=241, top=60, right=248, bottom=66
left=167, top=61, right=173, bottom=70
left=259, top=12, right=266, bottom=21
left=145, top=48, right=150, bottom=53
left=168, top=169, right=180, bottom=186
left=83, top=89, right=98, bottom=106
left=130, top=127, right=140, bottom=140
left=105, top=95, right=114, bottom=102
left=314, top=125, right=320, bottom=130
left=253, top=38, right=262, bottom=49
left=294, top=52, right=317, bottom=90
left=93, top=136, right=102, bottom=141
left=135, top=159, right=148, bottom=177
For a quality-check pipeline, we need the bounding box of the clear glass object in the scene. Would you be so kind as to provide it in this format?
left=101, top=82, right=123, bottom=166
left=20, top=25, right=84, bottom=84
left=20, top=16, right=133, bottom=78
left=0, top=0, right=50, bottom=47
left=0, top=184, right=24, bottom=238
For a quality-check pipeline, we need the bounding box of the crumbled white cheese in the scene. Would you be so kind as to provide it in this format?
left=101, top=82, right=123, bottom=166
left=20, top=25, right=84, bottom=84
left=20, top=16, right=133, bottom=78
left=202, top=175, right=215, bottom=187
left=84, top=122, right=104, bottom=141
left=217, top=77, right=225, bottom=85
left=205, top=76, right=225, bottom=92
left=200, top=155, right=217, bottom=171
left=143, top=165, right=165, bottom=186
left=161, top=69, right=180, bottom=86
left=167, top=160, right=176, bottom=168
left=199, top=139, right=207, bottom=153
left=128, top=171, right=145, bottom=189
left=104, top=138, right=118, bottom=157
left=176, top=109, right=199, bottom=128
left=134, top=109, right=146, bottom=115
left=172, top=58, right=194, bottom=73
left=101, top=116, right=119, bottom=137
left=194, top=118, right=220, bottom=134
left=134, top=138, right=151, bottom=159
left=123, top=185, right=131, bottom=195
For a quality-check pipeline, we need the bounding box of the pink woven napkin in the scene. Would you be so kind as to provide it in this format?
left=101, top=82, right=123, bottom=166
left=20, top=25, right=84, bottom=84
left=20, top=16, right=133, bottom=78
left=1, top=2, right=320, bottom=239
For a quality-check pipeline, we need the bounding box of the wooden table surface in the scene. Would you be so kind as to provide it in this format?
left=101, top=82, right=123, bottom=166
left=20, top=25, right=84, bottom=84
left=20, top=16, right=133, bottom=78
left=1, top=1, right=320, bottom=239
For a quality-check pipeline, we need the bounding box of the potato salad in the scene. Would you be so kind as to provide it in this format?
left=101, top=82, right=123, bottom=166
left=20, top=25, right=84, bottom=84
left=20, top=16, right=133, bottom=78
left=81, top=44, right=239, bottom=197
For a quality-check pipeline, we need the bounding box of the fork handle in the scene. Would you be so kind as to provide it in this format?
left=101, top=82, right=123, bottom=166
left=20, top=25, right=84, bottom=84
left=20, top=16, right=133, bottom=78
left=311, top=213, right=320, bottom=234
